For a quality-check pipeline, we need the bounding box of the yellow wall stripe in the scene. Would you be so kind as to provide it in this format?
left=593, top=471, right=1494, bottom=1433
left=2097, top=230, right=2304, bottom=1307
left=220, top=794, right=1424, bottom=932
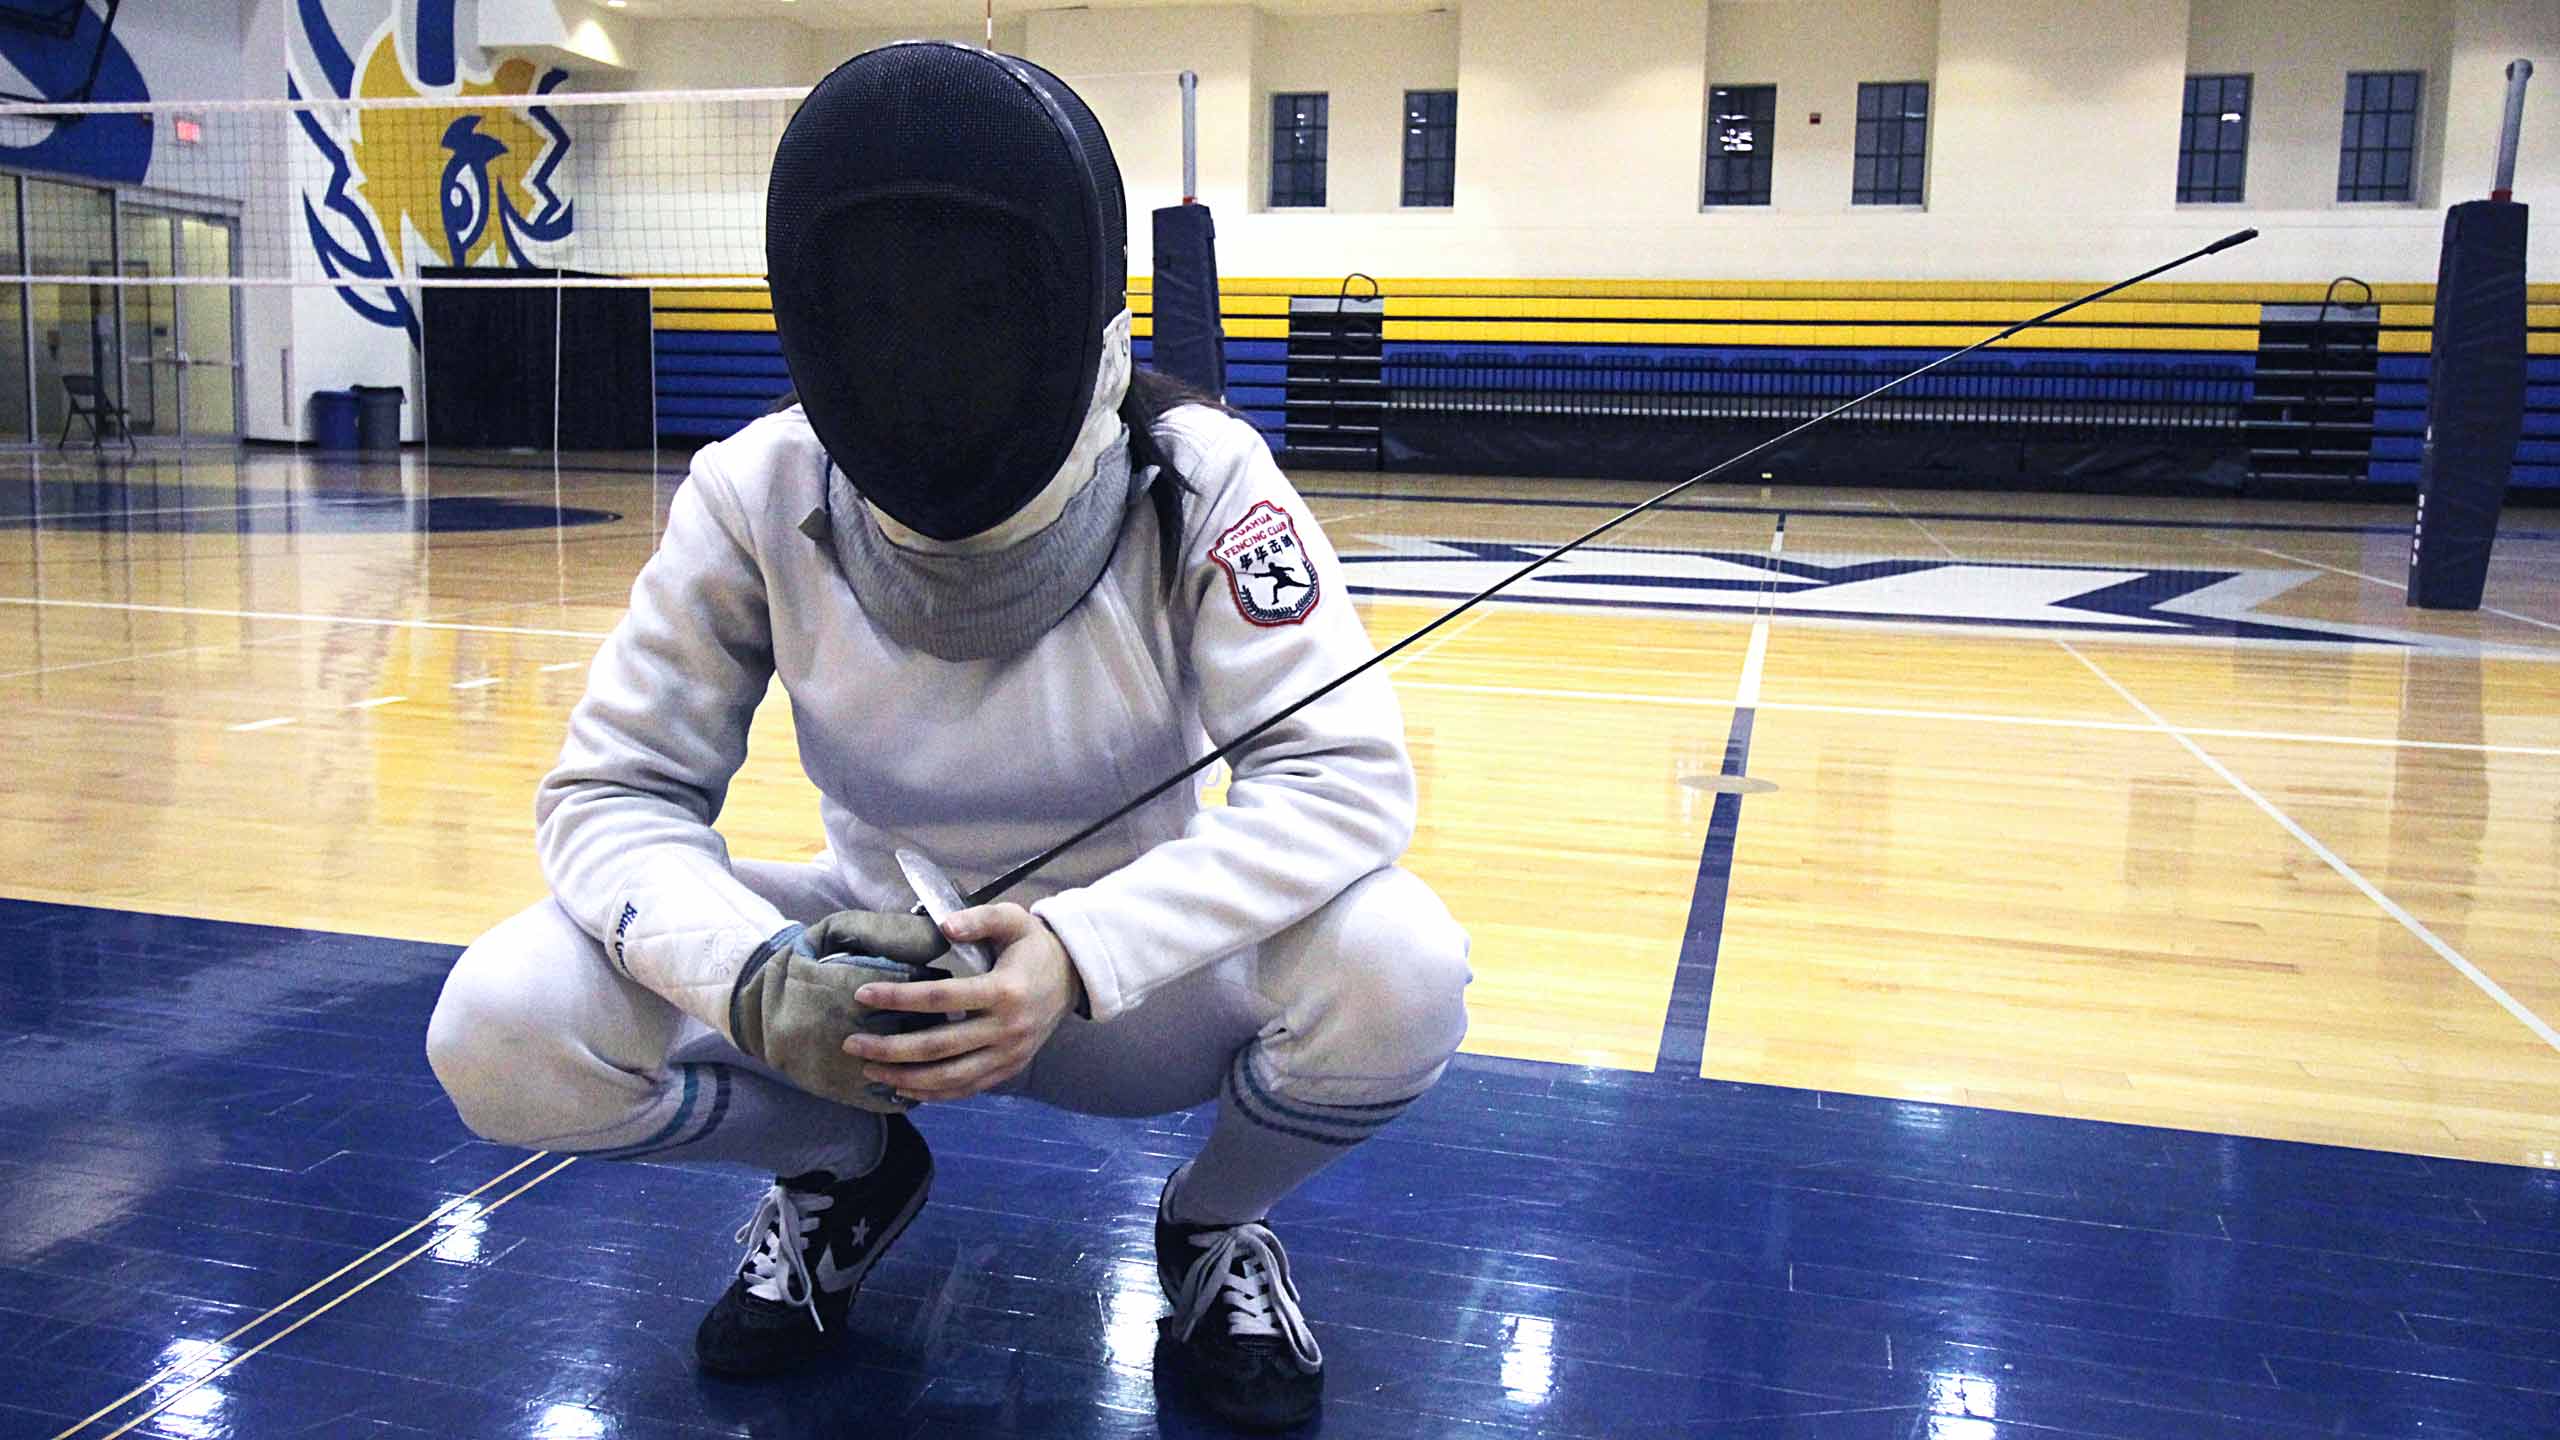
left=654, top=311, right=776, bottom=332
left=647, top=290, right=777, bottom=312
left=1381, top=296, right=2260, bottom=326
left=1380, top=319, right=2258, bottom=350
left=655, top=282, right=2558, bottom=348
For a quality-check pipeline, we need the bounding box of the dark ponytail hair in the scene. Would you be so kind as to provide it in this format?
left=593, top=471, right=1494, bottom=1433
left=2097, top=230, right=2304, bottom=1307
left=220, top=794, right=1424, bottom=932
left=1121, top=366, right=1245, bottom=588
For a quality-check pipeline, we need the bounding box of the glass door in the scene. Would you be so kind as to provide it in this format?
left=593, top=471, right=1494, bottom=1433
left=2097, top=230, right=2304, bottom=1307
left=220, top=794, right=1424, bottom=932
left=118, top=204, right=240, bottom=443
left=179, top=216, right=238, bottom=437
left=121, top=207, right=176, bottom=437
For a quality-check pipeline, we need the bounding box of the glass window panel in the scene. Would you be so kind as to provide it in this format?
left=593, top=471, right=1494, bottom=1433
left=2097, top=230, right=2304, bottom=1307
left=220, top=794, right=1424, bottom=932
left=2387, top=112, right=2414, bottom=148
left=26, top=179, right=115, bottom=442
left=0, top=180, right=21, bottom=442
left=1271, top=93, right=1330, bottom=206
left=1853, top=81, right=1926, bottom=205
left=1704, top=84, right=1776, bottom=205
left=2394, top=73, right=2419, bottom=108
left=2384, top=151, right=2410, bottom=188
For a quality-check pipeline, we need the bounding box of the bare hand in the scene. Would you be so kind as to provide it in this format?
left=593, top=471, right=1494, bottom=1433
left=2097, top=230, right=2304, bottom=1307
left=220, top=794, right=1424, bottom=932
left=842, top=903, right=1085, bottom=1103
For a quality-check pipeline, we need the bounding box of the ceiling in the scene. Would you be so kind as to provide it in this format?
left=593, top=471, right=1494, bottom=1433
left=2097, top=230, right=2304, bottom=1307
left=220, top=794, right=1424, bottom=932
left=600, top=0, right=1452, bottom=20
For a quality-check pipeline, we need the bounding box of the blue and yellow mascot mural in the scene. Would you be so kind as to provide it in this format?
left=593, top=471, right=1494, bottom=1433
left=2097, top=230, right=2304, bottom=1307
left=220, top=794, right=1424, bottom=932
left=0, top=4, right=152, bottom=182
left=294, top=0, right=574, bottom=343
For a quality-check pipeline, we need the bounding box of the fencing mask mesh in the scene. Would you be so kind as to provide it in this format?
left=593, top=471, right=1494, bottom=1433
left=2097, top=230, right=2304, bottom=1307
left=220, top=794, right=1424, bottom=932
left=767, top=43, right=1129, bottom=544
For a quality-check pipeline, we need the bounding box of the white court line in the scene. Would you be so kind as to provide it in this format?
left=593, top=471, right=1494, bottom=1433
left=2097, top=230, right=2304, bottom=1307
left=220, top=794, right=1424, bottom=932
left=0, top=591, right=592, bottom=685
left=1881, top=494, right=1962, bottom=560
left=1380, top=608, right=1494, bottom=675
left=0, top=640, right=236, bottom=684
left=1735, top=518, right=1784, bottom=707
left=2242, top=540, right=2560, bottom=636
left=225, top=716, right=297, bottom=733
left=2060, top=638, right=2560, bottom=1057
left=0, top=595, right=614, bottom=641
left=1737, top=621, right=1770, bottom=706
left=1388, top=679, right=2560, bottom=758
left=539, top=660, right=587, bottom=672
left=348, top=695, right=407, bottom=710
left=451, top=676, right=502, bottom=691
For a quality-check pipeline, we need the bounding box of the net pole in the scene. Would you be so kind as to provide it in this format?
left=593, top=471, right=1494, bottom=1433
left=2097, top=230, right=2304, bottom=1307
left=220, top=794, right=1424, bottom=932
left=2491, top=58, right=2533, bottom=201
left=1180, top=70, right=1199, bottom=203
left=553, top=271, right=569, bottom=607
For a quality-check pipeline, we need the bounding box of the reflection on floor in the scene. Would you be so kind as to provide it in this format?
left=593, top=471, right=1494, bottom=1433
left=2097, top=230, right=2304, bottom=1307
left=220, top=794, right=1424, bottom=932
left=7, top=898, right=2559, bottom=1440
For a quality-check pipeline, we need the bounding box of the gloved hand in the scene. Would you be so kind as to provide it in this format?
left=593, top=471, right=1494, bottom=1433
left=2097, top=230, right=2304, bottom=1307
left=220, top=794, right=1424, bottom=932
left=728, top=909, right=951, bottom=1112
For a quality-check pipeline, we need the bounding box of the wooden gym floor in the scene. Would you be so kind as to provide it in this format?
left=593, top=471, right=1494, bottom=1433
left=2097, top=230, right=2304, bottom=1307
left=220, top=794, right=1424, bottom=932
left=3, top=445, right=2557, bottom=1439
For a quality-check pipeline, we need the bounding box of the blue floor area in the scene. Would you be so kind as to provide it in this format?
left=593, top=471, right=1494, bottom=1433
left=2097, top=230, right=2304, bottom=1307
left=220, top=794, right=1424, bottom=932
left=5, top=897, right=2559, bottom=1439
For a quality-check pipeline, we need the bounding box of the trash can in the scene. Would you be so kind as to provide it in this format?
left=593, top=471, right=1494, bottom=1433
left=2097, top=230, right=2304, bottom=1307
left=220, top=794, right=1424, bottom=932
left=309, top=389, right=358, bottom=451
left=350, top=384, right=405, bottom=452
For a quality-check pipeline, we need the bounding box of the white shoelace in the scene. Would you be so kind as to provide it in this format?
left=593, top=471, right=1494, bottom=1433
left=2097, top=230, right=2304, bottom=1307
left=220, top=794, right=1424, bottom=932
left=1169, top=1222, right=1323, bottom=1372
left=734, top=1183, right=835, bottom=1331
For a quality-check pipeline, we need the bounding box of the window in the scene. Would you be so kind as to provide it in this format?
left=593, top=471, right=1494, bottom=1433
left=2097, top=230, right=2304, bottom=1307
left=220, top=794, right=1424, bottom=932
left=1269, top=92, right=1329, bottom=208
left=1402, top=89, right=1457, bottom=207
left=2179, top=75, right=2251, bottom=202
left=1853, top=81, right=1928, bottom=205
left=2338, top=71, right=2420, bottom=202
left=1703, top=84, right=1775, bottom=207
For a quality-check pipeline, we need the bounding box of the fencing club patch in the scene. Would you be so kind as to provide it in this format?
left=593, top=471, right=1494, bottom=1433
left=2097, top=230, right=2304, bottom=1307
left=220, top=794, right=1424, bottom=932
left=1210, top=501, right=1321, bottom=626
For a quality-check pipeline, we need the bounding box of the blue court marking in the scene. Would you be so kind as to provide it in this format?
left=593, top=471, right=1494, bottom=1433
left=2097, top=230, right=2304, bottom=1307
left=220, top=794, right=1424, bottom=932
left=1657, top=708, right=1753, bottom=1077
left=0, top=483, right=619, bottom=534
left=1342, top=568, right=2400, bottom=647
left=1300, top=486, right=2560, bottom=542
left=1655, top=514, right=1780, bottom=1075
left=7, top=895, right=2560, bottom=1440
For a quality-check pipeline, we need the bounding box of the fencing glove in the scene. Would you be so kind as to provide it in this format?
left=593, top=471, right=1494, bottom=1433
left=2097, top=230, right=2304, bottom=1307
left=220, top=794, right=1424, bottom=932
left=729, top=910, right=950, bottom=1113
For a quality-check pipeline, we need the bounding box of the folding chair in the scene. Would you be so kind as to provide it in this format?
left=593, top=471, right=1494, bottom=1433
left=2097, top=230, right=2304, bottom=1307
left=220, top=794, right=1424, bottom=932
left=58, top=373, right=137, bottom=452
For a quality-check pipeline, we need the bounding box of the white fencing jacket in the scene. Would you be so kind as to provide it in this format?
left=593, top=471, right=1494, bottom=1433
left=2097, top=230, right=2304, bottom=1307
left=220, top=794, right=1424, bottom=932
left=535, top=405, right=1415, bottom=1033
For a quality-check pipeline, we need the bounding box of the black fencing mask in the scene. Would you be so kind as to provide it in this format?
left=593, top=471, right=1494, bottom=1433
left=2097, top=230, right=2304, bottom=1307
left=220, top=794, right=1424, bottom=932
left=767, top=43, right=1129, bottom=544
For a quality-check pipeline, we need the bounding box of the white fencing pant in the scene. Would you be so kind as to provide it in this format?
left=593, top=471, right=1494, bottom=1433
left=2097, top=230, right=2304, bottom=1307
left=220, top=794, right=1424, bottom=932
left=427, top=859, right=1470, bottom=1216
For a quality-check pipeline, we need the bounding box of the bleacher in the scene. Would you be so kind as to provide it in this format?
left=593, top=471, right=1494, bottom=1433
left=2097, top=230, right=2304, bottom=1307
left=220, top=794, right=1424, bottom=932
left=649, top=278, right=2559, bottom=492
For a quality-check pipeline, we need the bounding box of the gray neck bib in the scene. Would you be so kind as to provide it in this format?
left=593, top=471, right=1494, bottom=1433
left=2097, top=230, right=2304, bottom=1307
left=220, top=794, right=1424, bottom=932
left=820, top=443, right=1136, bottom=662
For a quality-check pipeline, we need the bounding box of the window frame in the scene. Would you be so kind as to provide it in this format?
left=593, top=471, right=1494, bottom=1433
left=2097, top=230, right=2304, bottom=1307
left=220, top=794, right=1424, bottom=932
left=1268, top=91, right=1331, bottom=210
left=2336, top=69, right=2423, bottom=205
left=1851, top=80, right=1929, bottom=208
left=1400, top=88, right=1457, bottom=209
left=2177, top=73, right=2252, bottom=205
left=1701, top=82, right=1777, bottom=209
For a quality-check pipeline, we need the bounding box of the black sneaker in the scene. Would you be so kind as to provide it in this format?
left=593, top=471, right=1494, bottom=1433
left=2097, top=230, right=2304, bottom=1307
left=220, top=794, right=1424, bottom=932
left=1154, top=1171, right=1324, bottom=1431
left=693, top=1112, right=932, bottom=1378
